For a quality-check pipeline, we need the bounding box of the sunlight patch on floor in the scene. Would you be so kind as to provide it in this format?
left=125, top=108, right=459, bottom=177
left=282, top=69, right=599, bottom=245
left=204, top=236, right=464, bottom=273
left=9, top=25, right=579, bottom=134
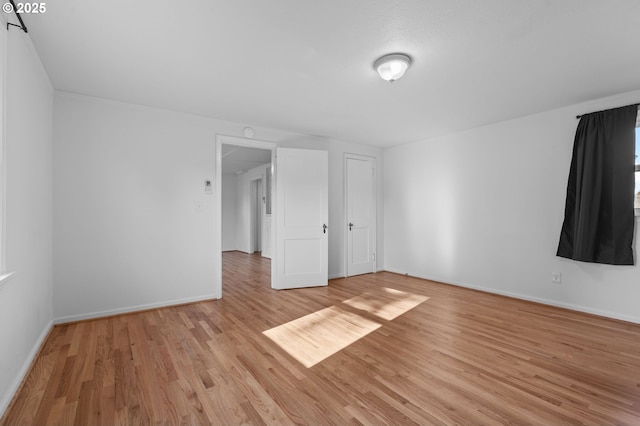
left=342, top=287, right=429, bottom=321
left=263, top=306, right=381, bottom=368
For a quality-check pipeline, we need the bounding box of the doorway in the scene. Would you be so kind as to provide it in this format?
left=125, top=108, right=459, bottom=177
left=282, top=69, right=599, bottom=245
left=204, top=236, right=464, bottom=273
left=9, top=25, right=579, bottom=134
left=215, top=135, right=276, bottom=299
left=216, top=137, right=330, bottom=297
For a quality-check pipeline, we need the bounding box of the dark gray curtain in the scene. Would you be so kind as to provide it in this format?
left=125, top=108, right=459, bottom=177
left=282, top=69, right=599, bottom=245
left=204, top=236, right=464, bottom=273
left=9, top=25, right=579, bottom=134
left=557, top=104, right=637, bottom=265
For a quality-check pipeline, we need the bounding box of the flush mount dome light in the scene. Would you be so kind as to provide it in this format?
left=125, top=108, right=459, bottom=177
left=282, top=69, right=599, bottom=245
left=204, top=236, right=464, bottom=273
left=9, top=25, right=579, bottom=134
left=374, top=53, right=412, bottom=82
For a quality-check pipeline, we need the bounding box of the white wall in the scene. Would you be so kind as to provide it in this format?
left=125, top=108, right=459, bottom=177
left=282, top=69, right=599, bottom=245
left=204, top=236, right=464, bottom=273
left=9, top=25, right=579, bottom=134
left=53, top=93, right=383, bottom=321
left=0, top=29, right=54, bottom=416
left=221, top=173, right=238, bottom=251
left=384, top=89, right=640, bottom=323
left=53, top=93, right=222, bottom=322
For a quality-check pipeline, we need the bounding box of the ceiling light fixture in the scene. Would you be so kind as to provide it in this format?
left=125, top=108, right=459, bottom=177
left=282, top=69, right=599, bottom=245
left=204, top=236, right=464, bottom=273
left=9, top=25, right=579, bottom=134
left=373, top=53, right=412, bottom=82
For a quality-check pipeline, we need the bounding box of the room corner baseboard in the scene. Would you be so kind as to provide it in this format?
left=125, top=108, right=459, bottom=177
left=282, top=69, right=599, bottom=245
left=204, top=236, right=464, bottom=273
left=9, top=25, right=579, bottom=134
left=382, top=268, right=640, bottom=325
left=0, top=320, right=54, bottom=419
left=53, top=294, right=218, bottom=325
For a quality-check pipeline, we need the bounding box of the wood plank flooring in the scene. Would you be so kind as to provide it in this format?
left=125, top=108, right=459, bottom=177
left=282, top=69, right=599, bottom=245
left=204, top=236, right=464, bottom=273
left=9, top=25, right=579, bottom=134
left=3, top=251, right=640, bottom=424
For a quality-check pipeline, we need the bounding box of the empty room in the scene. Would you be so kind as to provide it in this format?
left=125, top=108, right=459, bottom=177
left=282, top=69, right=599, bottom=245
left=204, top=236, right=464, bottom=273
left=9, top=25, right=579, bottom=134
left=1, top=1, right=640, bottom=424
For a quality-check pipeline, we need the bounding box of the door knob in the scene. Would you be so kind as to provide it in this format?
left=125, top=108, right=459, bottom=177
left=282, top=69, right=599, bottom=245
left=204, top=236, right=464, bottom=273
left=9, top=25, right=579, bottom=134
left=348, top=222, right=354, bottom=231
left=323, top=224, right=328, bottom=234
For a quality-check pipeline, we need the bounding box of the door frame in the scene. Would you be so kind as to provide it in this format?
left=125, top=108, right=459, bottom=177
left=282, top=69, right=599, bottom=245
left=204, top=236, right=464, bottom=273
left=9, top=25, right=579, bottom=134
left=214, top=134, right=276, bottom=299
left=248, top=176, right=263, bottom=254
left=344, top=153, right=377, bottom=277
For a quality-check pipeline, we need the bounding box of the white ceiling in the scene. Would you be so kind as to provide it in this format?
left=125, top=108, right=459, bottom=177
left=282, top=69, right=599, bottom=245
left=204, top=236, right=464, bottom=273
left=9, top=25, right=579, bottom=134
left=20, top=0, right=640, bottom=147
left=221, top=145, right=271, bottom=175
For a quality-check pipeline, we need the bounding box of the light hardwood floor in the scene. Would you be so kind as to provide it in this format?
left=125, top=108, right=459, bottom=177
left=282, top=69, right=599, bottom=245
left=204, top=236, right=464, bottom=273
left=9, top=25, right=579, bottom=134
left=2, top=251, right=640, bottom=425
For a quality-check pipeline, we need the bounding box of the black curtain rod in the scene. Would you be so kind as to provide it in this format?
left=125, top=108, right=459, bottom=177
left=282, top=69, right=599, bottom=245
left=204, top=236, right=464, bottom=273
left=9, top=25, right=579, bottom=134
left=576, top=102, right=639, bottom=119
left=6, top=0, right=28, bottom=33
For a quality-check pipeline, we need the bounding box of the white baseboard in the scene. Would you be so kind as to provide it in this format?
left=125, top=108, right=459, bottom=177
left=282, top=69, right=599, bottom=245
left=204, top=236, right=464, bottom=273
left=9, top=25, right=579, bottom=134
left=53, top=294, right=218, bottom=325
left=383, top=268, right=640, bottom=325
left=328, top=268, right=385, bottom=280
left=0, top=320, right=53, bottom=418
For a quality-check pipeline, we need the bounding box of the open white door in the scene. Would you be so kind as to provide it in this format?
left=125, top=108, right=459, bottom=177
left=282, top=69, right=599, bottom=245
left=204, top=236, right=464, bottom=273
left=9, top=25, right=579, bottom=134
left=346, top=155, right=376, bottom=276
left=274, top=148, right=328, bottom=289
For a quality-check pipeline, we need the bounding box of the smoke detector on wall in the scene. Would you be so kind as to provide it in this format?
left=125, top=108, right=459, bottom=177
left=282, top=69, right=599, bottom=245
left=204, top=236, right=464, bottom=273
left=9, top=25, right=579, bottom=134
left=243, top=127, right=255, bottom=138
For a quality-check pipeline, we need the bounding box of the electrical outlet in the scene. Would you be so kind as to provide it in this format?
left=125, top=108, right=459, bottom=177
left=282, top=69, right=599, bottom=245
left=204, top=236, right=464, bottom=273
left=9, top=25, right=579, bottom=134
left=551, top=272, right=562, bottom=284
